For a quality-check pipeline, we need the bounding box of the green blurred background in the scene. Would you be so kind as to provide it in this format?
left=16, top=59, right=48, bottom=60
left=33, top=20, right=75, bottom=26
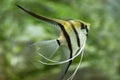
left=0, top=0, right=120, bottom=80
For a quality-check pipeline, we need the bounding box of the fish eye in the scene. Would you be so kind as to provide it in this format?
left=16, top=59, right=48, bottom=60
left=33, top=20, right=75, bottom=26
left=81, top=22, right=85, bottom=29
left=80, top=22, right=89, bottom=36
left=80, top=22, right=89, bottom=33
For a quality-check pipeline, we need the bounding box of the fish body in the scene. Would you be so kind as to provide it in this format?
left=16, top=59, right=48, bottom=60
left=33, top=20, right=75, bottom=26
left=16, top=4, right=90, bottom=80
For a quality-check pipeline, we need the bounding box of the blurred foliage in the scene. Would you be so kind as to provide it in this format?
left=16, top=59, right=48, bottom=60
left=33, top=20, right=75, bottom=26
left=0, top=0, right=120, bottom=80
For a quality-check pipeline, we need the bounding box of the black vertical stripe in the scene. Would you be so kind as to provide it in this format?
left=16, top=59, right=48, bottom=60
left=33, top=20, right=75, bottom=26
left=81, top=22, right=88, bottom=37
left=59, top=60, right=72, bottom=80
left=56, top=39, right=60, bottom=46
left=85, top=25, right=88, bottom=33
left=85, top=25, right=88, bottom=37
left=81, top=22, right=89, bottom=33
left=57, top=23, right=73, bottom=80
left=57, top=23, right=73, bottom=54
left=69, top=21, right=80, bottom=47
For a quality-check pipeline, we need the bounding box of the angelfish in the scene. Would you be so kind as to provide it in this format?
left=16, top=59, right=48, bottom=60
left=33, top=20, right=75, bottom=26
left=16, top=4, right=90, bottom=80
